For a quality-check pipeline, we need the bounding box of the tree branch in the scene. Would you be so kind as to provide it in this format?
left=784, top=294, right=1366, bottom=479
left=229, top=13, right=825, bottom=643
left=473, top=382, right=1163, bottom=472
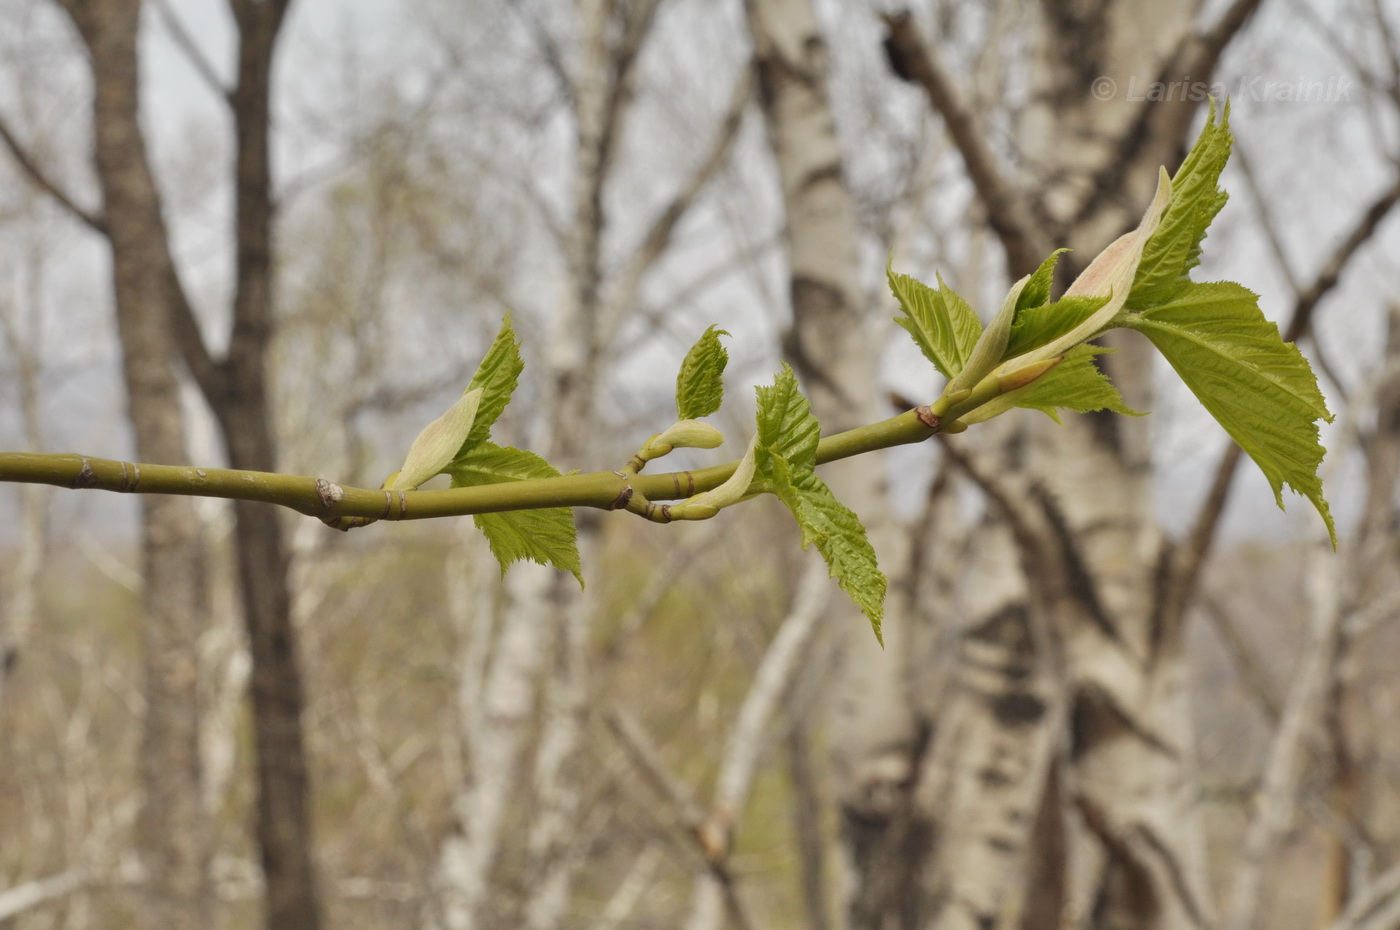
left=1326, top=859, right=1400, bottom=930
left=687, top=555, right=830, bottom=930
left=152, top=0, right=233, bottom=102
left=601, top=65, right=753, bottom=340
left=0, top=405, right=944, bottom=524
left=1199, top=592, right=1283, bottom=723
left=1073, top=0, right=1266, bottom=234
left=0, top=870, right=89, bottom=922
left=1186, top=0, right=1269, bottom=78
left=1223, top=550, right=1346, bottom=930
left=880, top=10, right=1050, bottom=277
left=0, top=116, right=106, bottom=234
left=603, top=706, right=757, bottom=930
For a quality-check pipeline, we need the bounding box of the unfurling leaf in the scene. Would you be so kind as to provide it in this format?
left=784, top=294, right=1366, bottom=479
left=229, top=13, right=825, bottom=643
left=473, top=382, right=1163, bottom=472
left=676, top=325, right=730, bottom=420
left=1017, top=170, right=1173, bottom=364
left=945, top=275, right=1026, bottom=396
left=648, top=419, right=725, bottom=458
left=1003, top=295, right=1109, bottom=361
left=754, top=365, right=886, bottom=642
left=962, top=345, right=1143, bottom=425
left=445, top=313, right=583, bottom=581
left=1016, top=248, right=1070, bottom=313
left=1117, top=281, right=1335, bottom=545
left=670, top=435, right=759, bottom=519
left=463, top=313, right=525, bottom=451
left=1129, top=100, right=1232, bottom=307
left=888, top=264, right=982, bottom=381
left=391, top=388, right=483, bottom=491
left=447, top=443, right=583, bottom=584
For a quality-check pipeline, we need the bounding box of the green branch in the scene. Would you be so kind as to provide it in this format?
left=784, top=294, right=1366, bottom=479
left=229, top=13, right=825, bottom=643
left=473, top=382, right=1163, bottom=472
left=0, top=407, right=941, bottom=526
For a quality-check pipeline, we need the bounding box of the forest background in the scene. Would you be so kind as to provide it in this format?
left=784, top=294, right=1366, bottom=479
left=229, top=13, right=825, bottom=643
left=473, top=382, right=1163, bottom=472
left=1, top=1, right=1399, bottom=930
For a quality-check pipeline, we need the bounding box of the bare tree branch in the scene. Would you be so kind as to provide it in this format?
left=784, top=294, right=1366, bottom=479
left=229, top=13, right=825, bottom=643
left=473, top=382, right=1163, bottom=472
left=605, top=705, right=709, bottom=833
left=0, top=870, right=89, bottom=921
left=601, top=64, right=753, bottom=339
left=1200, top=593, right=1283, bottom=723
left=686, top=555, right=830, bottom=930
left=1235, top=142, right=1301, bottom=294
left=602, top=706, right=757, bottom=930
left=1326, top=860, right=1400, bottom=930
left=588, top=845, right=661, bottom=930
left=1186, top=0, right=1269, bottom=78
left=1073, top=0, right=1266, bottom=234
left=934, top=433, right=1048, bottom=562
left=0, top=116, right=106, bottom=234
left=1286, top=174, right=1400, bottom=344
left=880, top=10, right=1049, bottom=276
left=506, top=0, right=576, bottom=107
left=1224, top=515, right=1375, bottom=928
left=152, top=0, right=232, bottom=102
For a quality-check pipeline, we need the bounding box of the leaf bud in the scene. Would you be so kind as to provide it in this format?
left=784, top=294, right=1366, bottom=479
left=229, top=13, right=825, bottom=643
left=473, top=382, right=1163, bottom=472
left=669, top=435, right=757, bottom=520
left=391, top=388, right=483, bottom=491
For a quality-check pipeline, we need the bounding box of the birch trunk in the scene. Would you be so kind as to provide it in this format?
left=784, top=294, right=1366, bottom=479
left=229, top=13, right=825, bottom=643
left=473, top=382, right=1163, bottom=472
left=60, top=4, right=211, bottom=927
left=430, top=4, right=653, bottom=925
left=743, top=2, right=926, bottom=926
left=806, top=1, right=1250, bottom=925
left=1021, top=7, right=1214, bottom=926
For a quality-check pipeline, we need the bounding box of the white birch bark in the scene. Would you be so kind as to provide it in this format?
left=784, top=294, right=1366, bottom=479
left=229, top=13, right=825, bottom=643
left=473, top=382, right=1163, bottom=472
left=1019, top=7, right=1216, bottom=925
left=432, top=563, right=556, bottom=930
left=430, top=3, right=679, bottom=925
left=685, top=554, right=831, bottom=930
left=744, top=0, right=908, bottom=822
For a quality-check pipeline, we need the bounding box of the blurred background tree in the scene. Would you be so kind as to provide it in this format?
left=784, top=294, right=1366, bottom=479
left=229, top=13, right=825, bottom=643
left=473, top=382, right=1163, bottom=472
left=0, top=1, right=1397, bottom=929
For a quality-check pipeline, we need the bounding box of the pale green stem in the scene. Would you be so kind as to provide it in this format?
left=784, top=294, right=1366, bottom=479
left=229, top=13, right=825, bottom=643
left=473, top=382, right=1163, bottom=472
left=0, top=405, right=948, bottom=527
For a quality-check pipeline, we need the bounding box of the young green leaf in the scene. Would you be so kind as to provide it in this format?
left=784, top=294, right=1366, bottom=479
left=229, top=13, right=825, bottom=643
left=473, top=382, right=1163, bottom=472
left=754, top=365, right=886, bottom=642
left=961, top=345, right=1142, bottom=425
left=946, top=275, right=1026, bottom=395
left=1016, top=248, right=1070, bottom=313
left=675, top=325, right=730, bottom=420
left=463, top=313, right=525, bottom=452
left=755, top=363, right=822, bottom=471
left=888, top=264, right=982, bottom=381
left=1016, top=170, right=1173, bottom=365
left=447, top=442, right=584, bottom=584
left=1003, top=295, right=1109, bottom=361
left=1117, top=281, right=1335, bottom=544
left=1129, top=100, right=1232, bottom=307
left=780, top=466, right=888, bottom=644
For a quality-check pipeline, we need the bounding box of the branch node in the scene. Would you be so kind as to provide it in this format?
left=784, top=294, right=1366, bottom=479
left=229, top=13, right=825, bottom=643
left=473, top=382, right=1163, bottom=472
left=72, top=458, right=97, bottom=489
left=314, top=477, right=344, bottom=511
left=608, top=482, right=635, bottom=511
left=915, top=405, right=941, bottom=430
left=672, top=470, right=696, bottom=498
left=116, top=460, right=140, bottom=492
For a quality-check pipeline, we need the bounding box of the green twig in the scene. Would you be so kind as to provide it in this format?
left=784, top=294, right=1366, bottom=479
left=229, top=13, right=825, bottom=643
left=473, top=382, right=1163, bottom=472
left=0, top=407, right=942, bottom=528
